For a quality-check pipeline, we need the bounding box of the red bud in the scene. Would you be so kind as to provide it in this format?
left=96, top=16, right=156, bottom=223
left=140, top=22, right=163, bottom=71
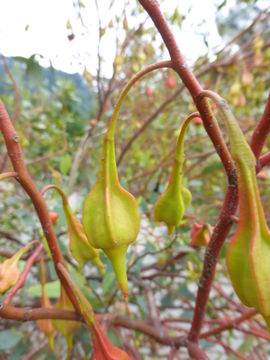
left=190, top=222, right=212, bottom=247
left=145, top=86, right=153, bottom=97
left=193, top=117, right=203, bottom=126
left=49, top=212, right=59, bottom=225
left=166, top=74, right=176, bottom=89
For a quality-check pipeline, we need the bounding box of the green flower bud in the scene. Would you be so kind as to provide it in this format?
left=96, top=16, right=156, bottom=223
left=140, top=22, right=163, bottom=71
left=200, top=90, right=270, bottom=333
left=53, top=285, right=81, bottom=352
left=83, top=139, right=140, bottom=297
left=82, top=62, right=172, bottom=296
left=36, top=255, right=54, bottom=351
left=41, top=185, right=105, bottom=269
left=154, top=113, right=198, bottom=234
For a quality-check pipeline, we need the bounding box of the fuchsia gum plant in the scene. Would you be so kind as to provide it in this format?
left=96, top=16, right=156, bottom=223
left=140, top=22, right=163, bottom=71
left=0, top=1, right=270, bottom=358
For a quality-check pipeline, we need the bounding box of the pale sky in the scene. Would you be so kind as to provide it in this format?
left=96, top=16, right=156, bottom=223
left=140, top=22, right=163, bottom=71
left=0, top=0, right=261, bottom=76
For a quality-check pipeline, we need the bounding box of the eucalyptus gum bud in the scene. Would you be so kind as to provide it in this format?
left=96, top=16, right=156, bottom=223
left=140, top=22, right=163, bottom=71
left=0, top=241, right=36, bottom=294
left=83, top=62, right=173, bottom=296
left=154, top=113, right=198, bottom=234
left=36, top=255, right=54, bottom=351
left=58, top=263, right=131, bottom=359
left=154, top=161, right=191, bottom=235
left=41, top=185, right=105, bottom=269
left=64, top=202, right=105, bottom=269
left=200, top=90, right=270, bottom=333
left=83, top=138, right=140, bottom=297
left=53, top=285, right=81, bottom=352
left=36, top=285, right=54, bottom=351
left=190, top=222, right=212, bottom=247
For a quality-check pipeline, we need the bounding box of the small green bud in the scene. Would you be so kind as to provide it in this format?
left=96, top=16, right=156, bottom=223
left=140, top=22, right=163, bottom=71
left=41, top=185, right=105, bottom=269
left=53, top=285, right=81, bottom=352
left=36, top=255, right=54, bottom=351
left=154, top=113, right=197, bottom=234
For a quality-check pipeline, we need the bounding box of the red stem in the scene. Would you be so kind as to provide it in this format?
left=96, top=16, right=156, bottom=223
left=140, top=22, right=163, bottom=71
left=187, top=342, right=208, bottom=360
left=213, top=339, right=249, bottom=360
left=0, top=305, right=82, bottom=322
left=138, top=1, right=270, bottom=349
left=236, top=325, right=270, bottom=341
left=138, top=0, right=234, bottom=178
left=200, top=309, right=257, bottom=339
left=0, top=101, right=80, bottom=312
left=258, top=151, right=270, bottom=170
left=250, top=93, right=270, bottom=159
left=137, top=1, right=238, bottom=349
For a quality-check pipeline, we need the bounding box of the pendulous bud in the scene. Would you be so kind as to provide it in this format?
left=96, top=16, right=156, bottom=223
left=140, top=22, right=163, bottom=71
left=199, top=90, right=270, bottom=333
left=36, top=255, right=54, bottom=350
left=58, top=263, right=131, bottom=359
left=41, top=185, right=105, bottom=269
left=82, top=63, right=172, bottom=296
left=83, top=138, right=140, bottom=297
left=154, top=113, right=198, bottom=234
left=53, top=285, right=81, bottom=352
left=190, top=222, right=213, bottom=247
left=0, top=241, right=36, bottom=294
left=49, top=211, right=59, bottom=225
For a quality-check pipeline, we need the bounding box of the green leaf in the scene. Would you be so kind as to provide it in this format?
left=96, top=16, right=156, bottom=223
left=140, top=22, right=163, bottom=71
left=102, top=271, right=116, bottom=295
left=161, top=293, right=174, bottom=306
left=199, top=339, right=213, bottom=349
left=26, top=280, right=60, bottom=298
left=9, top=339, right=30, bottom=360
left=220, top=242, right=228, bottom=259
left=136, top=295, right=148, bottom=316
left=59, top=153, right=72, bottom=176
left=203, top=162, right=222, bottom=174
left=70, top=266, right=86, bottom=287
left=237, top=335, right=254, bottom=354
left=25, top=55, right=43, bottom=81
left=178, top=283, right=192, bottom=298
left=0, top=330, right=23, bottom=350
left=107, top=328, right=121, bottom=347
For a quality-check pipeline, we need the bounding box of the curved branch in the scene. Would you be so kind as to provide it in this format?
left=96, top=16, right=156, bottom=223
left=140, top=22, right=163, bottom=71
left=137, top=2, right=238, bottom=350
left=0, top=101, right=81, bottom=314
left=258, top=151, right=270, bottom=169
left=0, top=304, right=187, bottom=347
left=106, top=60, right=172, bottom=139
left=138, top=0, right=234, bottom=179
left=0, top=171, right=17, bottom=181
left=200, top=308, right=257, bottom=339
left=0, top=304, right=82, bottom=322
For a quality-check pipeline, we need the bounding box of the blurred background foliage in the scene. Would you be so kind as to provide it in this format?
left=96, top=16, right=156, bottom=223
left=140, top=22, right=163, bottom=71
left=0, top=0, right=270, bottom=358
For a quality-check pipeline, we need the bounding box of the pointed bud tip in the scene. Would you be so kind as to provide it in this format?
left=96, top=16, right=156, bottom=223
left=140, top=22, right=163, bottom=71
left=104, top=245, right=129, bottom=298
left=167, top=225, right=175, bottom=235
left=48, top=334, right=54, bottom=351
